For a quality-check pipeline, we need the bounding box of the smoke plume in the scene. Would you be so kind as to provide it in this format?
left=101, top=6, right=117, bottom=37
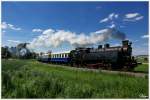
left=27, top=28, right=126, bottom=49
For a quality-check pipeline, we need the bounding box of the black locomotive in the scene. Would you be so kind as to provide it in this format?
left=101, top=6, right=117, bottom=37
left=69, top=40, right=137, bottom=70
left=38, top=40, right=137, bottom=71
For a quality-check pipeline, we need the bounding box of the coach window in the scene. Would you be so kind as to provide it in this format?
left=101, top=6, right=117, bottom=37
left=64, top=54, right=66, bottom=58
left=66, top=54, right=68, bottom=58
left=66, top=53, right=68, bottom=57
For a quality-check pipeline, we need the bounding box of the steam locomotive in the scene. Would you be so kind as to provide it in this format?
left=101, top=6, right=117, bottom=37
left=38, top=40, right=137, bottom=71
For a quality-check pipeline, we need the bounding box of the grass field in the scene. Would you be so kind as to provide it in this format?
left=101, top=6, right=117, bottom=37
left=134, top=63, right=149, bottom=73
left=2, top=59, right=148, bottom=98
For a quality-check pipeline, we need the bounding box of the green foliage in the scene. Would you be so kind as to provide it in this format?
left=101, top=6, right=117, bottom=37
left=134, top=64, right=149, bottom=73
left=136, top=56, right=148, bottom=63
left=2, top=59, right=148, bottom=98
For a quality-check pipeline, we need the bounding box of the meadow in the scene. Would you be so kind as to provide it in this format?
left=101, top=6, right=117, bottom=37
left=2, top=59, right=148, bottom=98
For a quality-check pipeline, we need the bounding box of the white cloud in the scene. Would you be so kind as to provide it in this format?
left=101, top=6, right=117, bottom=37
left=7, top=40, right=21, bottom=43
left=114, top=14, right=119, bottom=19
left=108, top=13, right=115, bottom=20
left=1, top=22, right=21, bottom=31
left=125, top=13, right=139, bottom=18
left=141, top=34, right=149, bottom=39
left=135, top=16, right=144, bottom=20
left=32, top=29, right=43, bottom=32
left=100, top=18, right=109, bottom=23
left=124, top=13, right=144, bottom=22
left=100, top=13, right=119, bottom=23
left=42, top=29, right=55, bottom=34
left=27, top=28, right=126, bottom=50
left=1, top=22, right=7, bottom=29
left=109, top=23, right=116, bottom=28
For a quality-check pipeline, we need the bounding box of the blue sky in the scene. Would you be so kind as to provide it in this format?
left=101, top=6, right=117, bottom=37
left=2, top=2, right=149, bottom=55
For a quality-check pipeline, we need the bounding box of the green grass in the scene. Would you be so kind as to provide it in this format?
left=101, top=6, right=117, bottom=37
left=2, top=59, right=148, bottom=98
left=134, top=64, right=149, bottom=73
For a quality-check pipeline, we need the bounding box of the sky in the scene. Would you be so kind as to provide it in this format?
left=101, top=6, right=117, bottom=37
left=1, top=1, right=149, bottom=55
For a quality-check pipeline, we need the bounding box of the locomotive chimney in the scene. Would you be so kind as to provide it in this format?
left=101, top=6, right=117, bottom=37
left=104, top=44, right=109, bottom=48
left=98, top=45, right=102, bottom=49
left=122, top=40, right=129, bottom=47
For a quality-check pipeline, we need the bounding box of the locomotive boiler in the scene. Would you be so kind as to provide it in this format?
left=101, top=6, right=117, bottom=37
left=69, top=40, right=137, bottom=70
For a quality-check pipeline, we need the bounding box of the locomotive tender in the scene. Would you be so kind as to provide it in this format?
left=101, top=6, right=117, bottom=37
left=38, top=40, right=137, bottom=71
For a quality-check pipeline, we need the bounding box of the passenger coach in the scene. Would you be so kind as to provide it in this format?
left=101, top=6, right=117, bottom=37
left=50, top=51, right=70, bottom=63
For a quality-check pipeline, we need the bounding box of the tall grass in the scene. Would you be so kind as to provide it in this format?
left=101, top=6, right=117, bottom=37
left=2, top=59, right=148, bottom=98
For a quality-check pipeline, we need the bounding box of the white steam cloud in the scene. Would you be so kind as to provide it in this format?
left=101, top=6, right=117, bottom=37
left=27, top=28, right=126, bottom=49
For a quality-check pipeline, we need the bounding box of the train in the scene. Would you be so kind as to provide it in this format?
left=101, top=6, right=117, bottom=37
left=37, top=40, right=138, bottom=71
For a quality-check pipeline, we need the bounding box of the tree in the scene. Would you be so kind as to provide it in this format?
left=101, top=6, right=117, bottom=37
left=2, top=46, right=11, bottom=59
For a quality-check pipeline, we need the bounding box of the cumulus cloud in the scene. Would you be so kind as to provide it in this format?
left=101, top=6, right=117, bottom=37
left=100, top=13, right=119, bottom=23
left=124, top=13, right=144, bottom=22
left=1, top=22, right=21, bottom=31
left=32, top=29, right=43, bottom=32
left=141, top=34, right=149, bottom=39
left=27, top=28, right=126, bottom=50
